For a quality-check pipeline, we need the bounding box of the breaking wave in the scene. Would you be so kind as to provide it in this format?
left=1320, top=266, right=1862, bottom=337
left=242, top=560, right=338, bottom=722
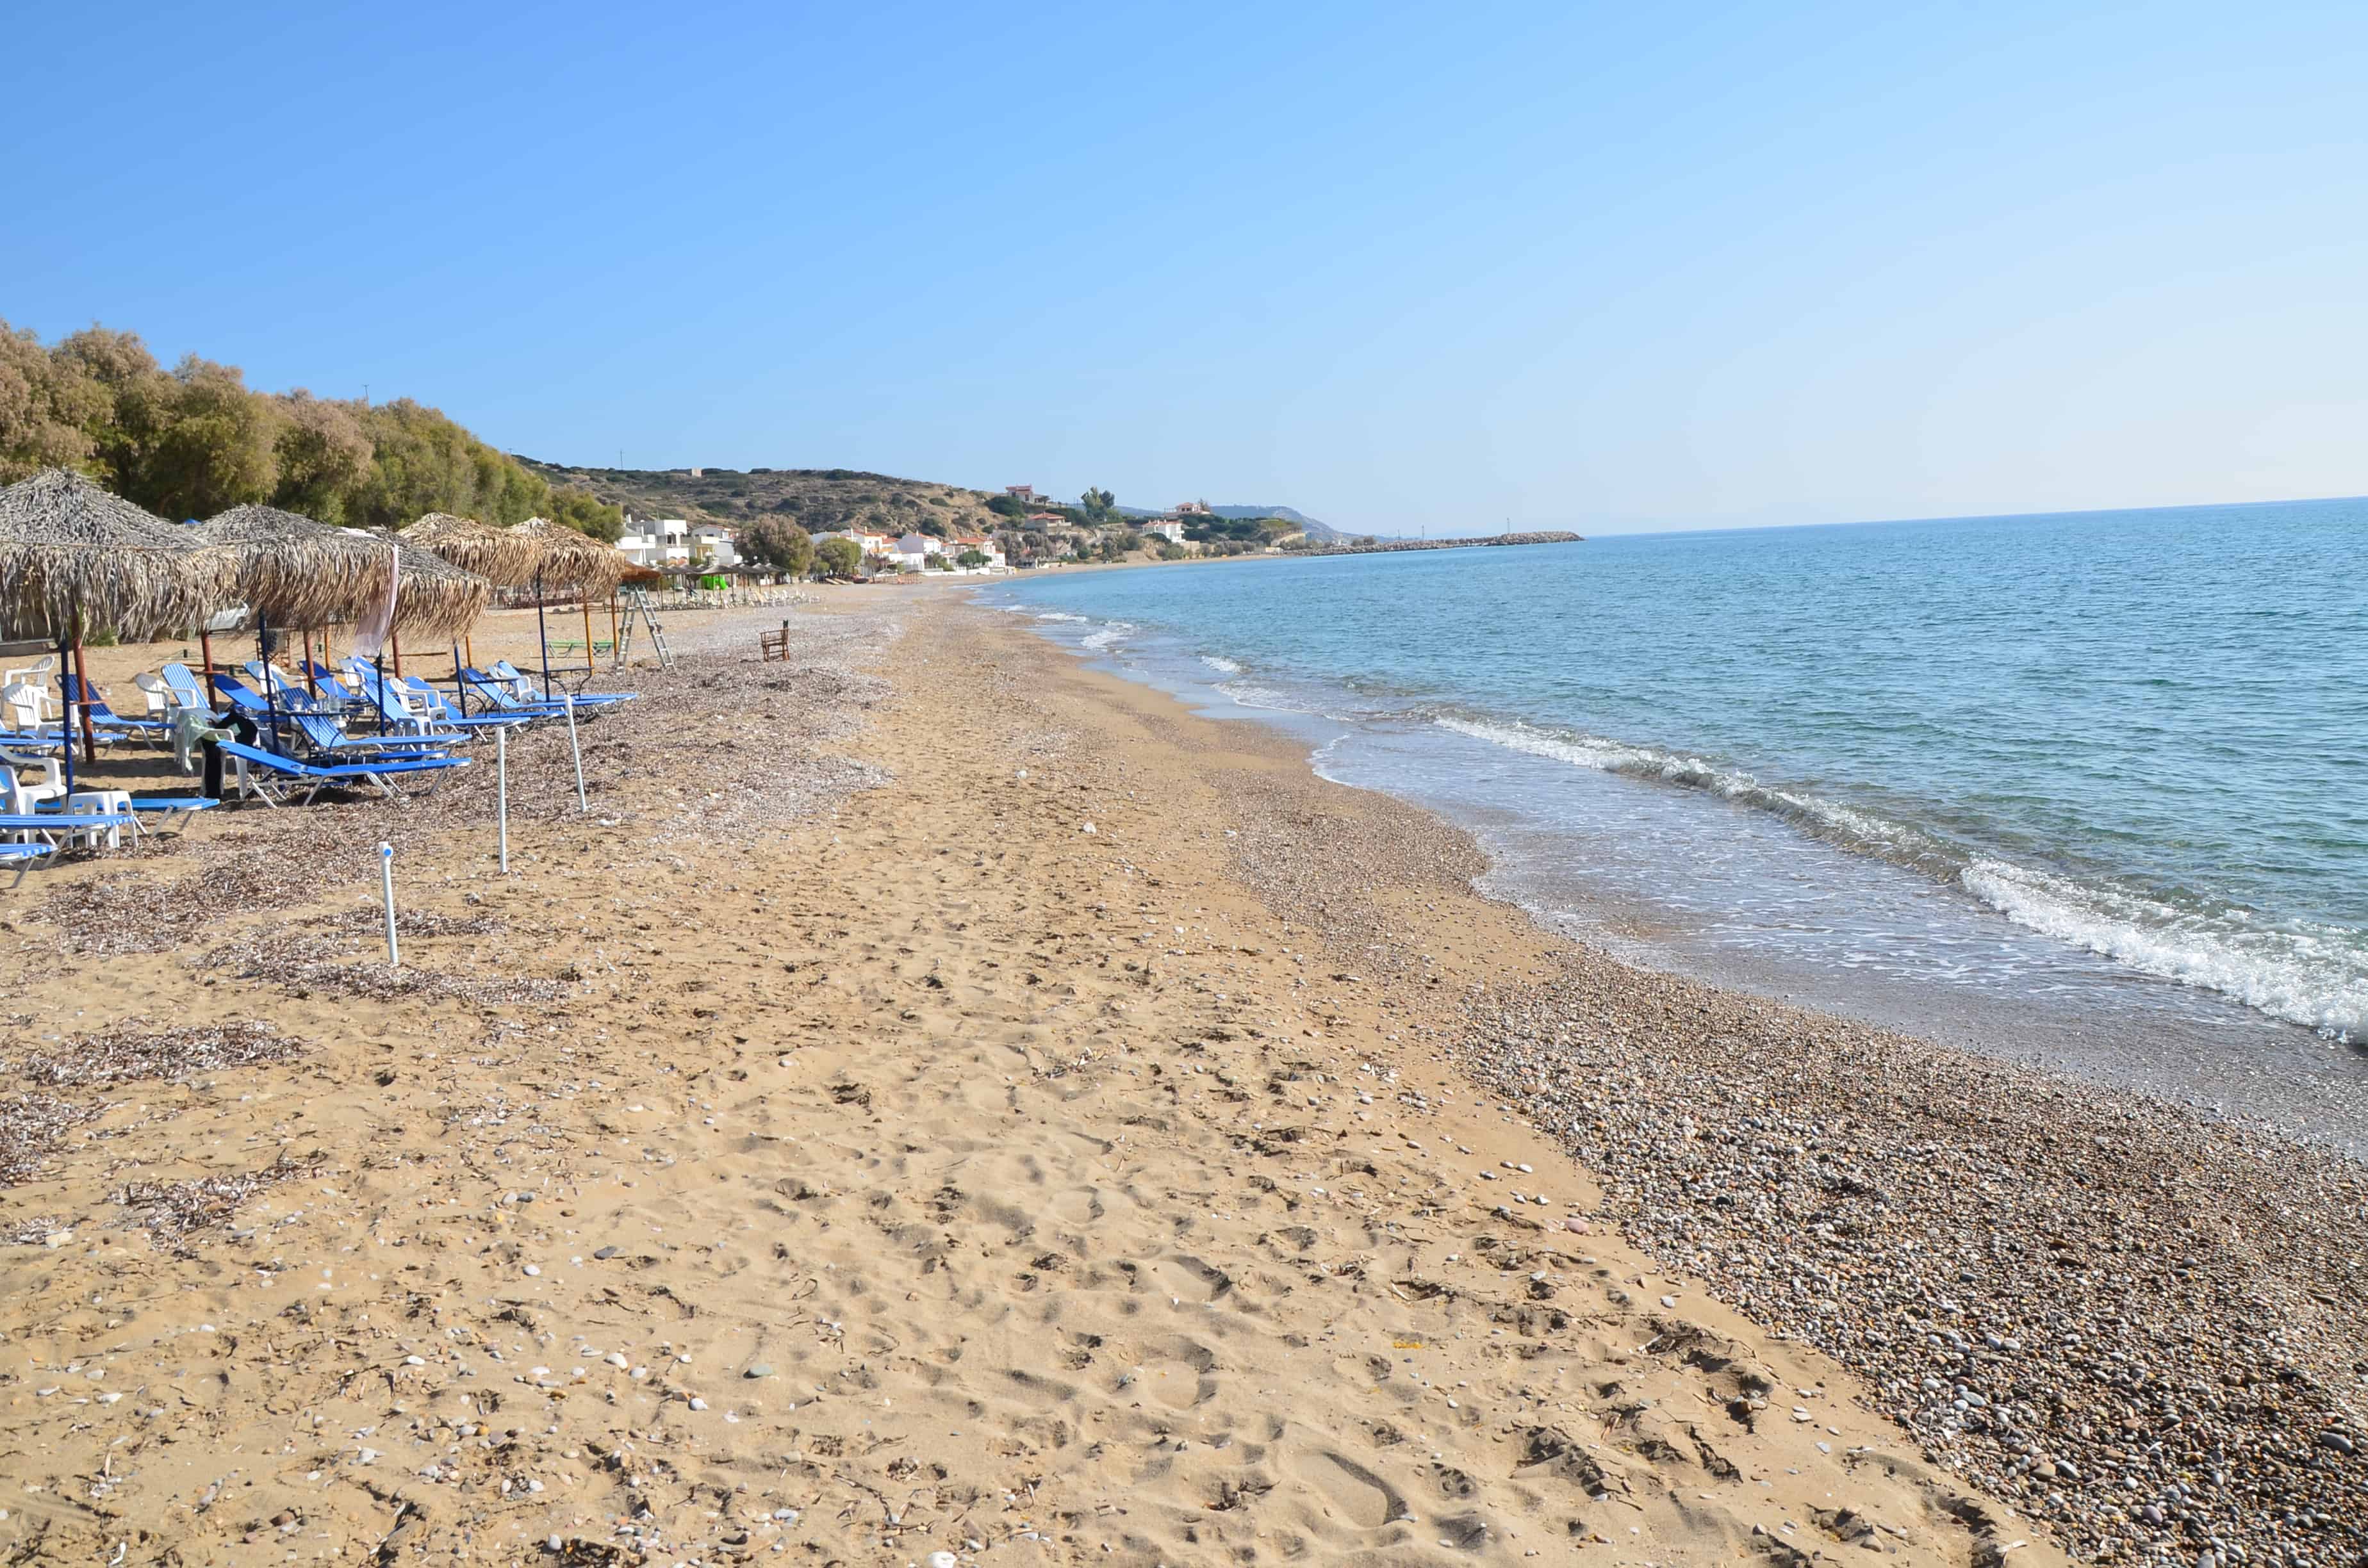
left=1438, top=713, right=2366, bottom=1041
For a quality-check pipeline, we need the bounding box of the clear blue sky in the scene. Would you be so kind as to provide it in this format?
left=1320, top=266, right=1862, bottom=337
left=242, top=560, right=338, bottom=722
left=8, top=1, right=2365, bottom=535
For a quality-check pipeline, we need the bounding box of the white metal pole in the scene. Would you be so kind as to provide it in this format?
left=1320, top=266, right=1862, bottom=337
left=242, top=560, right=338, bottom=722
left=378, top=842, right=399, bottom=968
left=564, top=693, right=586, bottom=812
left=496, top=724, right=510, bottom=873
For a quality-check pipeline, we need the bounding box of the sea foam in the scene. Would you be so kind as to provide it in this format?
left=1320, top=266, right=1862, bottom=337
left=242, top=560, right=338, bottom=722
left=1439, top=713, right=2368, bottom=1040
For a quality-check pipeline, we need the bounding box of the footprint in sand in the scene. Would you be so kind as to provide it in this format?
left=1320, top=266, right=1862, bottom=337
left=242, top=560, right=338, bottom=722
left=1153, top=1254, right=1233, bottom=1302
left=1287, top=1446, right=1410, bottom=1530
left=1112, top=1335, right=1219, bottom=1408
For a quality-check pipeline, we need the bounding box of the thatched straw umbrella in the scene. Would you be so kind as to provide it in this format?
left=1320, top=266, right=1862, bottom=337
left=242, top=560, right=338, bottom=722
left=397, top=512, right=537, bottom=584
left=0, top=468, right=233, bottom=788
left=504, top=517, right=629, bottom=698
left=395, top=511, right=543, bottom=696
left=201, top=503, right=497, bottom=735
left=204, top=505, right=492, bottom=641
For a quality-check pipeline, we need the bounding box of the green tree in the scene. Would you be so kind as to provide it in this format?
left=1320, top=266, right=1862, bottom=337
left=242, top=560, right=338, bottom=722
left=986, top=493, right=1026, bottom=519
left=741, top=514, right=814, bottom=575
left=345, top=399, right=552, bottom=530
left=546, top=484, right=623, bottom=543
left=268, top=391, right=374, bottom=523
left=131, top=356, right=283, bottom=520
left=0, top=322, right=103, bottom=481
left=955, top=548, right=987, bottom=568
left=1079, top=486, right=1115, bottom=523
left=814, top=535, right=863, bottom=576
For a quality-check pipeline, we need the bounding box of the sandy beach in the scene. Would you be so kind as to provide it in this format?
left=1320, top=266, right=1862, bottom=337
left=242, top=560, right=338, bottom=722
left=0, top=589, right=2355, bottom=1567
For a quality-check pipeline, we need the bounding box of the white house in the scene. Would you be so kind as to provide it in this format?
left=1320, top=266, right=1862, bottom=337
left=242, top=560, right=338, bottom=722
left=884, top=532, right=943, bottom=571
left=617, top=515, right=691, bottom=569
left=690, top=523, right=739, bottom=568
left=812, top=528, right=892, bottom=560
left=1146, top=521, right=1186, bottom=544
left=946, top=534, right=1006, bottom=569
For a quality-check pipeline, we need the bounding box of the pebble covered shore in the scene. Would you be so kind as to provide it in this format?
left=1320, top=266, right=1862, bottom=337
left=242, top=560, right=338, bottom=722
left=1215, top=755, right=2366, bottom=1568
left=1455, top=963, right=2368, bottom=1568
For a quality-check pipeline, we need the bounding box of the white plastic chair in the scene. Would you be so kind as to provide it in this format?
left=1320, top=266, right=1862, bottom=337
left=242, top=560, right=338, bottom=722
left=1, top=748, right=65, bottom=813
left=2, top=654, right=54, bottom=690
left=1, top=683, right=47, bottom=735
left=131, top=672, right=176, bottom=717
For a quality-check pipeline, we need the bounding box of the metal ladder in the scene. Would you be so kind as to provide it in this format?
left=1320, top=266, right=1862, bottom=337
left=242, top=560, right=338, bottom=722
left=614, top=588, right=673, bottom=670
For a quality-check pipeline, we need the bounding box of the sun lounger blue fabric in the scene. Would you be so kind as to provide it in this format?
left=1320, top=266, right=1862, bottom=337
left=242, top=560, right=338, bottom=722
left=33, top=796, right=218, bottom=833
left=216, top=739, right=468, bottom=805
left=0, top=812, right=134, bottom=833
left=396, top=677, right=531, bottom=730
left=456, top=671, right=580, bottom=715
left=0, top=839, right=54, bottom=886
left=59, top=674, right=170, bottom=732
left=288, top=712, right=454, bottom=756
left=489, top=659, right=636, bottom=705
left=345, top=666, right=516, bottom=731
left=159, top=664, right=217, bottom=714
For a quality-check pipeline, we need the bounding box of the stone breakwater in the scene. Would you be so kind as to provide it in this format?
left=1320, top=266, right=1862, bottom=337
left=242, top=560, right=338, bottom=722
left=1299, top=530, right=1584, bottom=555
left=1457, top=963, right=2368, bottom=1568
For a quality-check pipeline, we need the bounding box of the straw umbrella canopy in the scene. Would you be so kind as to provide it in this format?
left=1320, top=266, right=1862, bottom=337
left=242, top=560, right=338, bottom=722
left=0, top=468, right=234, bottom=791
left=201, top=505, right=491, bottom=639
left=506, top=516, right=627, bottom=594
left=397, top=512, right=538, bottom=585
left=503, top=518, right=628, bottom=700
left=361, top=529, right=498, bottom=633
left=0, top=468, right=229, bottom=642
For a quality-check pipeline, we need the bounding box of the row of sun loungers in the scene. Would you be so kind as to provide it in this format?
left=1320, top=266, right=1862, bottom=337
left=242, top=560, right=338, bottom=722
left=0, top=658, right=637, bottom=851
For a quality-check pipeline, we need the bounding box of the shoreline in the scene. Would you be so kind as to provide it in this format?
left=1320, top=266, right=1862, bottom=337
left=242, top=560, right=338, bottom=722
left=0, top=594, right=2353, bottom=1564
left=980, top=582, right=2368, bottom=1152
left=992, top=596, right=2368, bottom=1564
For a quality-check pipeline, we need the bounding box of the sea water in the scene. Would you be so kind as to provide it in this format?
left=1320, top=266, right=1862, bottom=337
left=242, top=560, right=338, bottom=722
left=984, top=500, right=2368, bottom=1147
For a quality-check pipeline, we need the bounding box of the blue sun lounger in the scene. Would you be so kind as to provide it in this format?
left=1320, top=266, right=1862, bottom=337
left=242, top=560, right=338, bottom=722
left=347, top=665, right=520, bottom=734
left=33, top=796, right=220, bottom=836
left=488, top=660, right=636, bottom=705
left=59, top=674, right=172, bottom=736
left=0, top=811, right=136, bottom=881
left=216, top=740, right=469, bottom=806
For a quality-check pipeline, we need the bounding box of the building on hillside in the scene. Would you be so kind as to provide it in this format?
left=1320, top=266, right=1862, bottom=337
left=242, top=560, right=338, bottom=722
left=1146, top=521, right=1186, bottom=544
left=1174, top=500, right=1213, bottom=516
left=1024, top=510, right=1064, bottom=525
left=946, top=534, right=1006, bottom=569
left=1005, top=485, right=1043, bottom=503
left=617, top=515, right=692, bottom=569
left=812, top=528, right=892, bottom=558
left=884, top=532, right=942, bottom=570
left=690, top=522, right=739, bottom=568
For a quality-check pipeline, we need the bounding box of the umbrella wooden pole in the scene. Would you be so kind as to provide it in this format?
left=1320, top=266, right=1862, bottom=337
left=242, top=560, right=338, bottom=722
left=56, top=630, right=75, bottom=796
left=391, top=625, right=403, bottom=679
left=71, top=638, right=96, bottom=766
left=198, top=626, right=218, bottom=706
left=581, top=596, right=594, bottom=671
left=304, top=632, right=318, bottom=699
left=452, top=642, right=466, bottom=717
left=258, top=614, right=280, bottom=753
left=535, top=569, right=554, bottom=700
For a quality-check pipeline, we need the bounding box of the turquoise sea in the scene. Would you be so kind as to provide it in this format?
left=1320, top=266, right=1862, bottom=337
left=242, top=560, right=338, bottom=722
left=985, top=498, right=2368, bottom=1145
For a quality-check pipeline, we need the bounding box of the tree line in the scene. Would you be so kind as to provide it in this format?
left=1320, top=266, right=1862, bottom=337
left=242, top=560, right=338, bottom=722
left=0, top=318, right=621, bottom=540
